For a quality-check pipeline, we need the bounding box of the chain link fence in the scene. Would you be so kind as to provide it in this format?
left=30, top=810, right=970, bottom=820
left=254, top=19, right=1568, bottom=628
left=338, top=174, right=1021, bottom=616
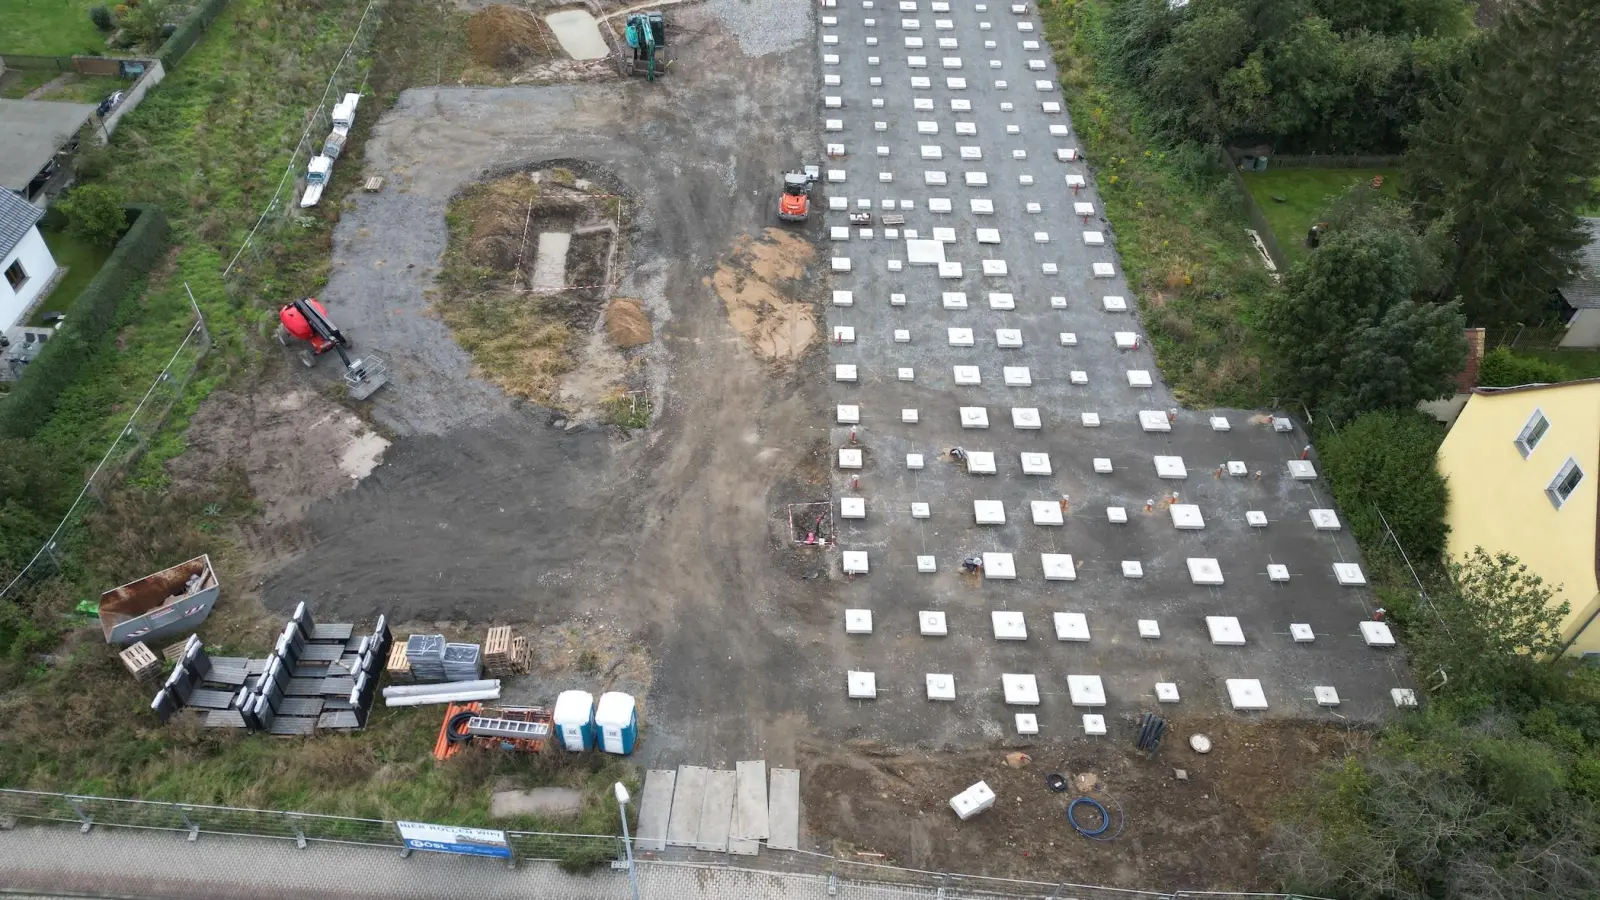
left=0, top=788, right=1331, bottom=900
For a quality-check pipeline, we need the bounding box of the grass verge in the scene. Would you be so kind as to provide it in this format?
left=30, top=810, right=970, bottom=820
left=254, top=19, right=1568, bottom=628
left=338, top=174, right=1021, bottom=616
left=1041, top=0, right=1274, bottom=408
left=0, top=0, right=107, bottom=56
left=1240, top=168, right=1404, bottom=269
left=31, top=226, right=113, bottom=325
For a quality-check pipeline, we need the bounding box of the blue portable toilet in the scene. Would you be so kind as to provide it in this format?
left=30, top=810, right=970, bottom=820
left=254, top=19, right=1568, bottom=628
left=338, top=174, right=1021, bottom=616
left=594, top=691, right=638, bottom=755
left=553, top=690, right=596, bottom=751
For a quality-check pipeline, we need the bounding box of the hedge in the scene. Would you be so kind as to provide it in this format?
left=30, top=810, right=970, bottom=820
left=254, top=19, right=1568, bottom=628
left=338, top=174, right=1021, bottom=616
left=155, top=0, right=231, bottom=69
left=1317, top=409, right=1452, bottom=561
left=0, top=204, right=170, bottom=440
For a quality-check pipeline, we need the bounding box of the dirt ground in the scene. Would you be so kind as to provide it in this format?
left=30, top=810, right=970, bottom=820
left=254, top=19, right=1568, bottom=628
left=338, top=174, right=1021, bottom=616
left=798, top=718, right=1369, bottom=889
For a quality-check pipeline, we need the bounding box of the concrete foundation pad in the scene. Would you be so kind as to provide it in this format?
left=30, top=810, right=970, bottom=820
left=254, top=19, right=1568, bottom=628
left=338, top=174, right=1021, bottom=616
left=491, top=787, right=582, bottom=819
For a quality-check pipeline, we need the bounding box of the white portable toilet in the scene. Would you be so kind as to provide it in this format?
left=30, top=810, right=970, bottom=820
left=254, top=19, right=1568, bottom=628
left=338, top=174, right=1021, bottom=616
left=553, top=690, right=596, bottom=751
left=594, top=691, right=638, bottom=755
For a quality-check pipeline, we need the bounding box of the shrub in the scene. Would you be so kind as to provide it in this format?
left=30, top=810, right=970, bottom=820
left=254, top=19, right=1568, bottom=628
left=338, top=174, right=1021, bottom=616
left=57, top=185, right=129, bottom=248
left=1317, top=408, right=1450, bottom=560
left=0, top=206, right=169, bottom=440
left=1477, top=346, right=1571, bottom=387
left=90, top=5, right=115, bottom=31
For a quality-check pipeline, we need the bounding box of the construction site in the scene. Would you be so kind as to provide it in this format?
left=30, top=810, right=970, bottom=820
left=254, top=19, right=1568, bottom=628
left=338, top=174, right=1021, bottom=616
left=0, top=0, right=1414, bottom=894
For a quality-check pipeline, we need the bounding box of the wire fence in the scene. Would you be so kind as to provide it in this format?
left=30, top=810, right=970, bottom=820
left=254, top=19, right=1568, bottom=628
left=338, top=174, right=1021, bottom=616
left=0, top=297, right=211, bottom=598
left=0, top=788, right=1332, bottom=900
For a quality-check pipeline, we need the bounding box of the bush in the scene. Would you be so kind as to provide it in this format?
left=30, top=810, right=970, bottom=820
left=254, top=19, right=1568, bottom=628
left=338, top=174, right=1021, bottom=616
left=1477, top=346, right=1571, bottom=387
left=90, top=5, right=114, bottom=31
left=0, top=206, right=169, bottom=440
left=155, top=0, right=231, bottom=68
left=1317, top=409, right=1450, bottom=559
left=57, top=185, right=129, bottom=248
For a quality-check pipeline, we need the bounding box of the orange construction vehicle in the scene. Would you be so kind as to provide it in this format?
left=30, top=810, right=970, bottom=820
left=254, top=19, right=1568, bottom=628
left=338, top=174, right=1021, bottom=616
left=778, top=168, right=818, bottom=223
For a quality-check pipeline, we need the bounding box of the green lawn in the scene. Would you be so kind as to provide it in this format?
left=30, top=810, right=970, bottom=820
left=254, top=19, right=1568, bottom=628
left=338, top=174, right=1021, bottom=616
left=0, top=0, right=107, bottom=56
left=1523, top=347, right=1600, bottom=380
left=31, top=226, right=113, bottom=325
left=1241, top=167, right=1405, bottom=268
left=0, top=68, right=58, bottom=98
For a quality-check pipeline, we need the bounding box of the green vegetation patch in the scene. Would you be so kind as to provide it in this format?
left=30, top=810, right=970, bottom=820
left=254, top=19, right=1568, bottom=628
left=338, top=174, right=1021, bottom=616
left=0, top=0, right=108, bottom=56
left=1241, top=168, right=1403, bottom=267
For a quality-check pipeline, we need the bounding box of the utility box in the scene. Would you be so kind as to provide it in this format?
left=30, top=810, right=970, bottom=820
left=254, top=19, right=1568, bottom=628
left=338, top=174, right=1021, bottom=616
left=553, top=690, right=596, bottom=752
left=594, top=691, right=638, bottom=755
left=98, top=555, right=220, bottom=647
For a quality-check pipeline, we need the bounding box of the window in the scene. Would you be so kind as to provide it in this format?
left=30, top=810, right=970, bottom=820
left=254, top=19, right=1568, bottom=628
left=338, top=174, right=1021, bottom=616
left=3, top=259, right=24, bottom=292
left=1548, top=457, right=1585, bottom=509
left=1516, top=409, right=1550, bottom=457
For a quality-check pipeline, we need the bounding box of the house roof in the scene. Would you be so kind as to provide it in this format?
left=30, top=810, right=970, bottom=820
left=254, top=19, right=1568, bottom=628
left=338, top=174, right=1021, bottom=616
left=0, top=99, right=96, bottom=193
left=1562, top=218, right=1600, bottom=310
left=0, top=188, right=44, bottom=260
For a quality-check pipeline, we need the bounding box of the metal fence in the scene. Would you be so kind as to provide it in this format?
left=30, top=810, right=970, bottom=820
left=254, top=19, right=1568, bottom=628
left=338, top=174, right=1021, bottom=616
left=0, top=788, right=1330, bottom=900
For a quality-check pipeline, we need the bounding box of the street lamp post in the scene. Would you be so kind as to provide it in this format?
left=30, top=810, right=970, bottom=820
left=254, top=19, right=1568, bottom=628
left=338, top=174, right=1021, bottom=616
left=614, top=782, right=642, bottom=900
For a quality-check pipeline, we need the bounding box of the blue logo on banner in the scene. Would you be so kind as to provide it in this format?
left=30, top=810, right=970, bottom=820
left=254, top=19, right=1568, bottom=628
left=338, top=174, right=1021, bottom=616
left=403, top=838, right=513, bottom=859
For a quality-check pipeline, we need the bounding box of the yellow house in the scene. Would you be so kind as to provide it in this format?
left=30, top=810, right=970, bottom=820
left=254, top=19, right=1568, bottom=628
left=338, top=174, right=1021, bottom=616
left=1437, top=379, right=1600, bottom=655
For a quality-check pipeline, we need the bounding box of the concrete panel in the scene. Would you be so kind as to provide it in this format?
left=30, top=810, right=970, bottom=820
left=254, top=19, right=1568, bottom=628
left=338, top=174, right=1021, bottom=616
left=729, top=759, right=768, bottom=855
left=665, top=765, right=708, bottom=848
left=694, top=768, right=737, bottom=852
left=635, top=768, right=676, bottom=852
left=767, top=767, right=801, bottom=851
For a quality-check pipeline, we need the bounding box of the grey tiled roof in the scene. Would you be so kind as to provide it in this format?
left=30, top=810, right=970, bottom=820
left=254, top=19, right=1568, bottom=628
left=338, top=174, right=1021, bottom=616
left=0, top=188, right=44, bottom=259
left=1563, top=217, right=1600, bottom=310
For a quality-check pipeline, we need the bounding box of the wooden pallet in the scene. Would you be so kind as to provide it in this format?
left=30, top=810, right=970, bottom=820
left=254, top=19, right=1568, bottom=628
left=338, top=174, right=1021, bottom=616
left=511, top=636, right=531, bottom=674
left=484, top=626, right=517, bottom=676
left=385, top=642, right=413, bottom=683
left=120, top=642, right=162, bottom=681
left=364, top=176, right=384, bottom=192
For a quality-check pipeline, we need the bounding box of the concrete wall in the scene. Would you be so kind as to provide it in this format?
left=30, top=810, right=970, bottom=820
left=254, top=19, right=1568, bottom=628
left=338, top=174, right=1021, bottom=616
left=0, top=227, right=58, bottom=331
left=1559, top=307, right=1600, bottom=348
left=99, top=59, right=164, bottom=140
left=1438, top=384, right=1600, bottom=653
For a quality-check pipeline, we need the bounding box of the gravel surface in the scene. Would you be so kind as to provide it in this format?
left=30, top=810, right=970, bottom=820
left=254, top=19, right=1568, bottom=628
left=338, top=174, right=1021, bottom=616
left=705, top=0, right=812, bottom=57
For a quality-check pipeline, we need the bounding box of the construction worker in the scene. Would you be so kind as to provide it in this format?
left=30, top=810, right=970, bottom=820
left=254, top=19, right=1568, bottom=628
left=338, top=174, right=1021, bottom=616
left=962, top=556, right=983, bottom=574
left=950, top=446, right=969, bottom=462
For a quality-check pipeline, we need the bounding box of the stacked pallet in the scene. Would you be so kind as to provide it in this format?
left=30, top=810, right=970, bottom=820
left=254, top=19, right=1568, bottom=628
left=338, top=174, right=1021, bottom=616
left=511, top=636, right=532, bottom=674
left=120, top=642, right=162, bottom=681
left=484, top=627, right=514, bottom=677
left=385, top=642, right=413, bottom=684
left=405, top=634, right=447, bottom=681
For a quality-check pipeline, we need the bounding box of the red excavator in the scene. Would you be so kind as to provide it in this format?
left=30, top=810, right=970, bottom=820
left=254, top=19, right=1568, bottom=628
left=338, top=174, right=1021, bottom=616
left=276, top=297, right=389, bottom=399
left=777, top=168, right=818, bottom=223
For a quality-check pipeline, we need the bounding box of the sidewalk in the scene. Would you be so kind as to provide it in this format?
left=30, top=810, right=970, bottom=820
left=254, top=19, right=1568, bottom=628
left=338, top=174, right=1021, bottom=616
left=0, top=823, right=952, bottom=900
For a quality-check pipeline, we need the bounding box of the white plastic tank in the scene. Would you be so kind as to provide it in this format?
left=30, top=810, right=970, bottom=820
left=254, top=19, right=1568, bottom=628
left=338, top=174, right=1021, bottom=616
left=552, top=690, right=595, bottom=751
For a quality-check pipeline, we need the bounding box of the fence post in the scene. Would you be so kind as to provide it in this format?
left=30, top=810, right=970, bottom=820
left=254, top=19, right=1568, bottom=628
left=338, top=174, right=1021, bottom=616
left=285, top=812, right=307, bottom=849
left=177, top=805, right=199, bottom=842
left=64, top=796, right=93, bottom=833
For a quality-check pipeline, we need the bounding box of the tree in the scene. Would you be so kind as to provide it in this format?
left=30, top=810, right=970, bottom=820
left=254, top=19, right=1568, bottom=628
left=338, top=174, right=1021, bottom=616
left=1262, top=207, right=1466, bottom=419
left=1317, top=408, right=1451, bottom=557
left=1476, top=346, right=1571, bottom=387
left=1404, top=0, right=1600, bottom=325
left=57, top=184, right=127, bottom=247
left=1446, top=547, right=1569, bottom=664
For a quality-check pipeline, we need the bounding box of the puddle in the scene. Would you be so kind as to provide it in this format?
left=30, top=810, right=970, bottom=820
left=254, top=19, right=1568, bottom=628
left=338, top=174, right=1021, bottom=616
left=544, top=9, right=611, bottom=61
left=339, top=431, right=391, bottom=480
left=531, top=231, right=572, bottom=293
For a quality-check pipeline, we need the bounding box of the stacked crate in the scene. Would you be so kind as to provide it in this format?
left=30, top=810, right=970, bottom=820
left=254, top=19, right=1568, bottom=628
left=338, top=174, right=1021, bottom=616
left=442, top=642, right=483, bottom=682
left=120, top=642, right=162, bottom=682
left=405, top=634, right=447, bottom=682
left=484, top=627, right=515, bottom=677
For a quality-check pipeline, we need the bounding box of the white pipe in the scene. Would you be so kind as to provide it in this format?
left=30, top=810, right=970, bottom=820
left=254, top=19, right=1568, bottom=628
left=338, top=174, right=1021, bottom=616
left=384, top=687, right=502, bottom=708
left=382, top=679, right=499, bottom=698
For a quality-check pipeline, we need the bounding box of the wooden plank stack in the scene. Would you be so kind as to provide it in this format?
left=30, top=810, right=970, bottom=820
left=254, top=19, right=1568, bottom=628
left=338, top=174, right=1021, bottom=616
left=120, top=642, right=162, bottom=681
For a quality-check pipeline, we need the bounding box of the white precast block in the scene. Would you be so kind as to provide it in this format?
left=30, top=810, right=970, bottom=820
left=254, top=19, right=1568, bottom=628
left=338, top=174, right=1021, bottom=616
left=993, top=612, right=1028, bottom=641
left=906, top=37, right=924, bottom=48
left=1170, top=504, right=1204, bottom=530
left=1001, top=673, right=1038, bottom=703
left=898, top=369, right=915, bottom=383
left=1247, top=511, right=1269, bottom=527
left=1138, top=619, right=1160, bottom=638
left=960, top=145, right=982, bottom=159
left=983, top=552, right=1016, bottom=579
left=1084, top=231, right=1105, bottom=246
left=1209, top=415, right=1231, bottom=431
left=916, top=555, right=936, bottom=573
left=996, top=329, right=1023, bottom=348
left=1114, top=331, right=1139, bottom=349
left=902, top=17, right=920, bottom=27
left=1083, top=714, right=1107, bottom=735
left=906, top=239, right=945, bottom=264
left=1035, top=79, right=1053, bottom=90
left=1206, top=616, right=1245, bottom=645
left=1310, top=509, right=1341, bottom=531
left=1334, top=563, right=1366, bottom=586
left=836, top=404, right=860, bottom=424
left=1012, top=407, right=1041, bottom=429
left=1315, top=686, right=1340, bottom=707
left=827, top=169, right=847, bottom=183
left=947, top=76, right=967, bottom=89
left=910, top=501, right=929, bottom=518
left=1067, top=675, right=1106, bottom=707
left=886, top=260, right=902, bottom=272
left=1019, top=174, right=1034, bottom=185
left=1031, top=501, right=1064, bottom=525
left=1055, top=148, right=1077, bottom=161
left=960, top=407, right=989, bottom=428
left=878, top=172, right=893, bottom=183
left=948, top=327, right=975, bottom=347
left=1059, top=332, right=1077, bottom=345
left=839, top=449, right=863, bottom=469
left=965, top=451, right=996, bottom=474
left=976, top=228, right=1001, bottom=244
left=1139, top=410, right=1172, bottom=432
left=940, top=38, right=958, bottom=49
left=1361, top=621, right=1396, bottom=647
left=901, top=408, right=918, bottom=422
left=983, top=259, right=1008, bottom=276
left=1188, top=557, right=1224, bottom=585
left=1041, top=553, right=1075, bottom=580
left=1003, top=366, right=1031, bottom=386
left=1093, top=457, right=1112, bottom=473
left=842, top=552, right=870, bottom=575
left=919, top=611, right=947, bottom=635
left=1025, top=202, right=1042, bottom=213
left=1020, top=452, right=1051, bottom=475
left=1288, top=459, right=1318, bottom=480
left=929, top=197, right=953, bottom=213
left=1033, top=231, right=1049, bottom=243
left=973, top=500, right=1006, bottom=525
left=1015, top=714, right=1038, bottom=735
left=1393, top=688, right=1418, bottom=708
left=1029, top=59, right=1046, bottom=70
left=917, top=120, right=938, bottom=133
left=966, top=172, right=989, bottom=186
left=894, top=329, right=910, bottom=343
left=1065, top=174, right=1086, bottom=189
left=942, top=291, right=968, bottom=309
left=1054, top=612, right=1089, bottom=641
left=921, top=145, right=943, bottom=159
left=1291, top=623, right=1315, bottom=643
left=906, top=453, right=924, bottom=469
left=926, top=674, right=956, bottom=701
left=1107, top=506, right=1127, bottom=523
left=953, top=365, right=981, bottom=385
left=830, top=226, right=850, bottom=241
left=942, top=56, right=962, bottom=68
left=845, top=609, right=873, bottom=634
left=950, top=781, right=995, bottom=820
left=1082, top=412, right=1102, bottom=427
left=835, top=364, right=858, bottom=382
left=1156, top=683, right=1180, bottom=703
left=824, top=96, right=843, bottom=108
left=890, top=291, right=906, bottom=304
left=1093, top=262, right=1116, bottom=278
left=1267, top=564, right=1290, bottom=582
left=924, top=170, right=947, bottom=185
left=840, top=497, right=865, bottom=519
left=988, top=292, right=1014, bottom=309
left=832, top=257, right=852, bottom=272
left=1070, top=370, right=1088, bottom=385
left=824, top=54, right=840, bottom=64
left=971, top=198, right=994, bottom=214
left=1154, top=455, right=1187, bottom=479
left=1102, top=295, right=1128, bottom=312
left=932, top=226, right=957, bottom=242
left=1122, top=560, right=1143, bottom=578
left=847, top=670, right=876, bottom=698
left=910, top=76, right=930, bottom=87
left=1227, top=679, right=1268, bottom=711
left=829, top=196, right=848, bottom=211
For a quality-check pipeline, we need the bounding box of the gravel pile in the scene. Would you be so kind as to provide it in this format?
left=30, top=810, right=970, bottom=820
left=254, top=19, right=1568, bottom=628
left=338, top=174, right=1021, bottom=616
left=705, top=0, right=812, bottom=56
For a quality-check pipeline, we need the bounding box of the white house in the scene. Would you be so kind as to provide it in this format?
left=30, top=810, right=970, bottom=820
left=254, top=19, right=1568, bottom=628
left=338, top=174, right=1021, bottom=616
left=0, top=189, right=57, bottom=332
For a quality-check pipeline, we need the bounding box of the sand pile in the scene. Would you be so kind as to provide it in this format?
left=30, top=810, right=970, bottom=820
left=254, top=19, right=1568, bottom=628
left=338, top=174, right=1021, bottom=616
left=468, top=5, right=545, bottom=69
left=605, top=297, right=652, bottom=347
